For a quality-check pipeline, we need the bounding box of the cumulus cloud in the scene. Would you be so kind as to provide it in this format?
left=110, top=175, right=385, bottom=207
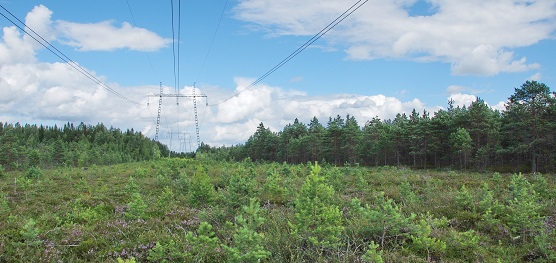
left=233, top=0, right=556, bottom=75
left=56, top=21, right=171, bottom=51
left=449, top=93, right=477, bottom=108
left=24, top=5, right=56, bottom=46
left=491, top=101, right=507, bottom=112
left=0, top=26, right=36, bottom=64
left=6, top=4, right=170, bottom=53
left=201, top=80, right=440, bottom=146
left=451, top=47, right=539, bottom=76
left=215, top=78, right=274, bottom=124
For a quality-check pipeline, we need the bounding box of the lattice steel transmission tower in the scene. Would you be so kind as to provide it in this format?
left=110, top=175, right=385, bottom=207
left=148, top=83, right=207, bottom=150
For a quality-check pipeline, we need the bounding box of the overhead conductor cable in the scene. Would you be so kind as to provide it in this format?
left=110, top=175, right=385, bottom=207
left=0, top=4, right=141, bottom=105
left=209, top=0, right=368, bottom=106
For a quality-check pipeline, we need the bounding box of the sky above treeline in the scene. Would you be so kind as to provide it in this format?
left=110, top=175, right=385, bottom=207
left=1, top=0, right=555, bottom=152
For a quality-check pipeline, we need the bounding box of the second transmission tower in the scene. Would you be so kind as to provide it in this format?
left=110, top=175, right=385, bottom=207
left=148, top=83, right=207, bottom=150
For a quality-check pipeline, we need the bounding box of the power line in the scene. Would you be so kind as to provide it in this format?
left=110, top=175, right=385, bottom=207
left=169, top=0, right=183, bottom=149
left=208, top=0, right=368, bottom=107
left=195, top=0, right=229, bottom=82
left=170, top=0, right=178, bottom=94
left=177, top=0, right=181, bottom=94
left=177, top=0, right=182, bottom=141
left=125, top=0, right=160, bottom=81
left=0, top=4, right=141, bottom=105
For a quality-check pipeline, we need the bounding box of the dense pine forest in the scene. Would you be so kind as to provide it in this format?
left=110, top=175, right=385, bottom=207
left=199, top=81, right=556, bottom=173
left=0, top=122, right=171, bottom=171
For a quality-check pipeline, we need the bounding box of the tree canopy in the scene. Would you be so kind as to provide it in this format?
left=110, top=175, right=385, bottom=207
left=0, top=122, right=169, bottom=170
left=200, top=81, right=556, bottom=173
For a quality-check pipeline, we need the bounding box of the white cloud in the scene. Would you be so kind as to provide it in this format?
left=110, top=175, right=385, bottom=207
left=7, top=4, right=170, bottom=53
left=24, top=5, right=56, bottom=46
left=200, top=82, right=439, bottom=146
left=449, top=93, right=477, bottom=108
left=528, top=72, right=542, bottom=81
left=56, top=21, right=171, bottom=51
left=491, top=101, right=507, bottom=112
left=213, top=118, right=263, bottom=143
left=234, top=0, right=556, bottom=75
left=451, top=46, right=539, bottom=75
left=0, top=26, right=36, bottom=64
left=215, top=78, right=273, bottom=123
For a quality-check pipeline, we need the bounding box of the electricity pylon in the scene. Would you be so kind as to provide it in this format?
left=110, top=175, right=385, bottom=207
left=148, top=83, right=207, bottom=149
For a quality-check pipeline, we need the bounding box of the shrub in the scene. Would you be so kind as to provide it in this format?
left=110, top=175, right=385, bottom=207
left=409, top=217, right=447, bottom=260
left=124, top=177, right=138, bottom=196
left=156, top=186, right=174, bottom=212
left=19, top=218, right=41, bottom=247
left=446, top=230, right=481, bottom=261
left=188, top=166, right=216, bottom=207
left=290, top=163, right=344, bottom=253
left=503, top=173, right=544, bottom=241
left=223, top=198, right=270, bottom=263
left=224, top=167, right=256, bottom=210
left=0, top=192, right=10, bottom=217
left=348, top=194, right=415, bottom=248
left=454, top=185, right=475, bottom=212
left=147, top=240, right=187, bottom=262
left=126, top=193, right=147, bottom=220
left=25, top=166, right=42, bottom=179
left=132, top=167, right=147, bottom=178
left=261, top=168, right=288, bottom=205
left=399, top=181, right=419, bottom=207
left=185, top=221, right=224, bottom=262
left=535, top=228, right=556, bottom=261
left=362, top=241, right=384, bottom=263
left=117, top=257, right=137, bottom=263
left=67, top=199, right=110, bottom=224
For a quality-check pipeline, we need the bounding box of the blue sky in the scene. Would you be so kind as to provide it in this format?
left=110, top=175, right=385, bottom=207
left=1, top=0, right=555, bottom=151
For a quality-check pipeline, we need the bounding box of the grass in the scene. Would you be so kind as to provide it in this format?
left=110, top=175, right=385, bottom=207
left=0, top=159, right=555, bottom=262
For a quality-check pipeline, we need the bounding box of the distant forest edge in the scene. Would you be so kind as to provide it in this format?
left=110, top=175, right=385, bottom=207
left=198, top=81, right=556, bottom=173
left=0, top=122, right=174, bottom=171
left=1, top=81, right=555, bottom=173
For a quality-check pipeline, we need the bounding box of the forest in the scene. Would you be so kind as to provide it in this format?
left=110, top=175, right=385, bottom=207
left=199, top=81, right=556, bottom=173
left=0, top=121, right=173, bottom=171
left=1, top=80, right=554, bottom=173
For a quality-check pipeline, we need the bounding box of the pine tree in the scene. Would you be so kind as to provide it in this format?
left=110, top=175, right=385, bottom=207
left=450, top=128, right=473, bottom=169
left=223, top=198, right=271, bottom=263
left=502, top=81, right=556, bottom=173
left=290, top=163, right=344, bottom=252
left=185, top=221, right=223, bottom=262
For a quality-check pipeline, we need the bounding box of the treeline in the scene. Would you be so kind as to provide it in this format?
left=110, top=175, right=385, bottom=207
left=199, top=81, right=556, bottom=173
left=0, top=122, right=169, bottom=170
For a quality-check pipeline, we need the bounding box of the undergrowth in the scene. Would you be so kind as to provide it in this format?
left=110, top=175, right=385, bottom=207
left=0, top=159, right=554, bottom=262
